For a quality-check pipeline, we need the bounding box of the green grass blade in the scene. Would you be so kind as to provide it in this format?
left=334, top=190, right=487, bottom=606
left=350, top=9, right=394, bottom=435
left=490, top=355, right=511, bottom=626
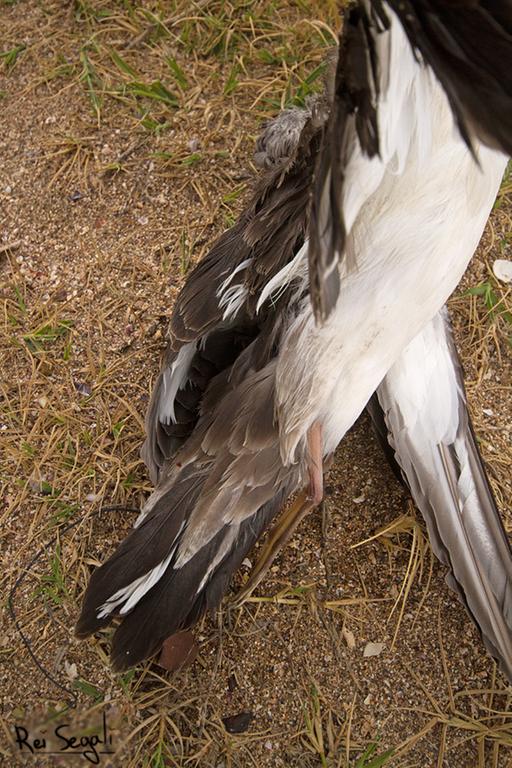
left=0, top=43, right=26, bottom=70
left=166, top=56, right=188, bottom=89
left=109, top=47, right=138, bottom=78
left=128, top=80, right=178, bottom=106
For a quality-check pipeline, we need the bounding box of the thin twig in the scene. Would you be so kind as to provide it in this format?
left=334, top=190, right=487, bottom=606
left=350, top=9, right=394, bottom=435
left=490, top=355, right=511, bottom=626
left=0, top=240, right=22, bottom=255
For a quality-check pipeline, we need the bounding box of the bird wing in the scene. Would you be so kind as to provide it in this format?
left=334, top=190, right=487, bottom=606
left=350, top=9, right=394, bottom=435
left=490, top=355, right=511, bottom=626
left=375, top=308, right=512, bottom=680
left=141, top=96, right=327, bottom=483
left=77, top=325, right=304, bottom=670
left=310, top=0, right=512, bottom=323
left=78, top=88, right=334, bottom=670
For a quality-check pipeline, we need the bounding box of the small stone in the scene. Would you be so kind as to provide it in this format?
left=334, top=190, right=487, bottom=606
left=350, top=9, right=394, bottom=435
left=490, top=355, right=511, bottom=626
left=493, top=258, right=512, bottom=284
left=74, top=380, right=92, bottom=397
left=363, top=642, right=386, bottom=658
left=222, top=712, right=253, bottom=734
left=342, top=627, right=356, bottom=650
left=64, top=660, right=78, bottom=680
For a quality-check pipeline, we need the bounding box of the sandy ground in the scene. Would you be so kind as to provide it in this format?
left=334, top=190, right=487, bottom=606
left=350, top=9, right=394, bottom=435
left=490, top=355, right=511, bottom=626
left=1, top=2, right=511, bottom=767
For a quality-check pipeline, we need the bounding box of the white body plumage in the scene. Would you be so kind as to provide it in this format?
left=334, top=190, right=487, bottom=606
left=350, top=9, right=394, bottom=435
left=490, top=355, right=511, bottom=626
left=273, top=9, right=507, bottom=461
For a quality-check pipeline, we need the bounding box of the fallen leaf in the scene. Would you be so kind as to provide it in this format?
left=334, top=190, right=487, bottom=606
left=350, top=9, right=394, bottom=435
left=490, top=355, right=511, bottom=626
left=363, top=642, right=385, bottom=658
left=222, top=711, right=253, bottom=734
left=157, top=630, right=198, bottom=672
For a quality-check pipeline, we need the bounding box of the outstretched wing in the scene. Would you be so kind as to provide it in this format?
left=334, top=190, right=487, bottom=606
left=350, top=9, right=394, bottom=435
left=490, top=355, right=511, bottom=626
left=77, top=101, right=329, bottom=667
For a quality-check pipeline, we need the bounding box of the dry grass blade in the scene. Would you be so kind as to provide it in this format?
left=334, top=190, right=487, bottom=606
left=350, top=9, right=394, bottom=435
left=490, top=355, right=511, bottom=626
left=351, top=507, right=433, bottom=646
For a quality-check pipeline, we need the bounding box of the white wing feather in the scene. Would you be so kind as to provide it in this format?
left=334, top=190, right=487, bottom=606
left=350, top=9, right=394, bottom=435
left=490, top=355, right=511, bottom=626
left=377, top=309, right=512, bottom=679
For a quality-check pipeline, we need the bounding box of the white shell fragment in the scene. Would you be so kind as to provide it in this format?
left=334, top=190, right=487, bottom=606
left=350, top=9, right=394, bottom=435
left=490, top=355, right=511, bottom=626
left=363, top=642, right=386, bottom=658
left=64, top=660, right=78, bottom=680
left=492, top=259, right=512, bottom=284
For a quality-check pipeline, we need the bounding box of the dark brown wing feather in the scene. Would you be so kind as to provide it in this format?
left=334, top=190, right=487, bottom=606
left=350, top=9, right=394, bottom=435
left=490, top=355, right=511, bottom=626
left=309, top=3, right=383, bottom=323
left=142, top=97, right=328, bottom=482
left=76, top=323, right=303, bottom=670
left=171, top=112, right=324, bottom=342
left=141, top=325, right=257, bottom=483
left=76, top=455, right=294, bottom=671
left=77, top=91, right=328, bottom=667
left=110, top=487, right=291, bottom=671
left=386, top=0, right=512, bottom=156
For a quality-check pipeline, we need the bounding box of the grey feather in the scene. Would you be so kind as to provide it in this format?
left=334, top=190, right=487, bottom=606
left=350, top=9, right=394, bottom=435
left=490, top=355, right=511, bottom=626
left=376, top=309, right=512, bottom=680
